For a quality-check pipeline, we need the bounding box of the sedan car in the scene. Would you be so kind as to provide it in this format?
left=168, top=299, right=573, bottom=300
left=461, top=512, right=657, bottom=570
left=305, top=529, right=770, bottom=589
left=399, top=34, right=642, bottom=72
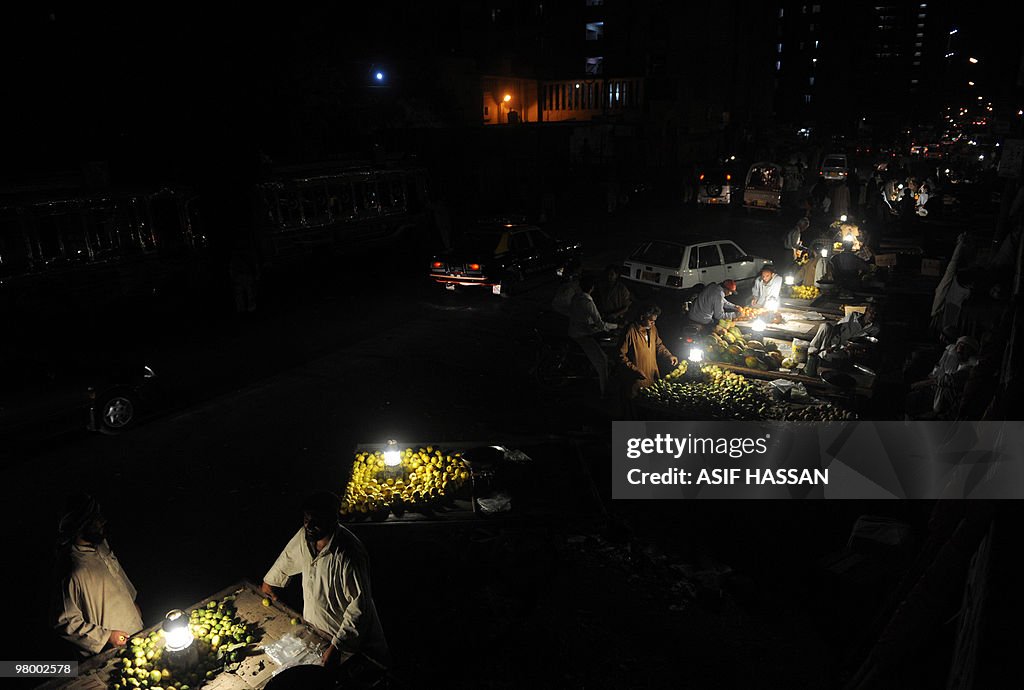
left=429, top=222, right=581, bottom=294
left=0, top=344, right=160, bottom=441
left=621, top=238, right=770, bottom=291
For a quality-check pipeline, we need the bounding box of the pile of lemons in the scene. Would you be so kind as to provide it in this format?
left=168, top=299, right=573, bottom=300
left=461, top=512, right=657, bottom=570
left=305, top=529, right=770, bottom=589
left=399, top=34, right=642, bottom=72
left=789, top=285, right=820, bottom=299
left=111, top=598, right=257, bottom=690
left=341, top=447, right=471, bottom=515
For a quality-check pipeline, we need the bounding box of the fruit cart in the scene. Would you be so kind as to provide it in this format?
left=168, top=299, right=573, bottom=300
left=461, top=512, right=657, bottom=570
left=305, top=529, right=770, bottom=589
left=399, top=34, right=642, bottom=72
left=635, top=363, right=859, bottom=421
left=340, top=442, right=545, bottom=525
left=40, top=581, right=330, bottom=690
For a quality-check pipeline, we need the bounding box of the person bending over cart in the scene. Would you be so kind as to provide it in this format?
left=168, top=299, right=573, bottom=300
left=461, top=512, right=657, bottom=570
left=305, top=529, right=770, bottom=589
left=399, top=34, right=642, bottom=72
left=263, top=492, right=390, bottom=667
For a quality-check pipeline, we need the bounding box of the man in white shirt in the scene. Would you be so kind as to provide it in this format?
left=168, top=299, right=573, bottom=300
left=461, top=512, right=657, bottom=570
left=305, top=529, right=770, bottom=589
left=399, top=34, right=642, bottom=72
left=750, top=265, right=783, bottom=309
left=53, top=495, right=144, bottom=656
left=262, top=492, right=389, bottom=667
left=567, top=274, right=617, bottom=396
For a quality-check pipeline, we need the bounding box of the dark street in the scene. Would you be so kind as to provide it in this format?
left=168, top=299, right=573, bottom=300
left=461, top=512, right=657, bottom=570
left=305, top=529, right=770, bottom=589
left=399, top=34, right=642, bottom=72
left=2, top=3, right=1022, bottom=689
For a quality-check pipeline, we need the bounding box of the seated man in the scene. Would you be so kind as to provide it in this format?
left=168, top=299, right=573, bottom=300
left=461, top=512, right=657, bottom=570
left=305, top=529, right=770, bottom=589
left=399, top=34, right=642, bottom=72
left=829, top=243, right=871, bottom=286
left=688, top=280, right=739, bottom=331
left=594, top=264, right=633, bottom=323
left=750, top=265, right=783, bottom=309
left=568, top=274, right=617, bottom=396
left=551, top=258, right=582, bottom=317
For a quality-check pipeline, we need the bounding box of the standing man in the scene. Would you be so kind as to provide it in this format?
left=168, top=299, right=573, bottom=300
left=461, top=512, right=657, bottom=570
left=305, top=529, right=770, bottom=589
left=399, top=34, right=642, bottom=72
left=688, top=280, right=739, bottom=331
left=750, top=265, right=783, bottom=309
left=568, top=274, right=618, bottom=396
left=262, top=492, right=389, bottom=667
left=53, top=494, right=144, bottom=656
left=617, top=304, right=678, bottom=399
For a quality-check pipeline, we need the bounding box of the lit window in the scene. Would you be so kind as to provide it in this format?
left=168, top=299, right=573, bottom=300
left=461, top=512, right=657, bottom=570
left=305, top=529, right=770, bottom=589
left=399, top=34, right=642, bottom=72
left=809, top=77, right=815, bottom=86
left=586, top=22, right=604, bottom=40
left=585, top=57, right=604, bottom=75
left=777, top=43, right=783, bottom=53
left=804, top=94, right=812, bottom=104
left=776, top=60, right=781, bottom=71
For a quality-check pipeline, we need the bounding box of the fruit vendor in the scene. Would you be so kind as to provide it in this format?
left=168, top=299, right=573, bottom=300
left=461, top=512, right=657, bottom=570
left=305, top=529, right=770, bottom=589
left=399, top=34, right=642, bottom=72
left=750, top=265, right=783, bottom=309
left=262, top=492, right=390, bottom=668
left=617, top=303, right=678, bottom=399
left=53, top=494, right=144, bottom=656
left=688, top=280, right=739, bottom=331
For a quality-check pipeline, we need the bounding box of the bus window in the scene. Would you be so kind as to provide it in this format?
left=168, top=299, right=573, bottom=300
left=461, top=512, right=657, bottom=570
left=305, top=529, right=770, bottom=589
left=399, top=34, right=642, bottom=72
left=277, top=190, right=303, bottom=229
left=150, top=197, right=185, bottom=250
left=327, top=181, right=355, bottom=221
left=299, top=184, right=330, bottom=227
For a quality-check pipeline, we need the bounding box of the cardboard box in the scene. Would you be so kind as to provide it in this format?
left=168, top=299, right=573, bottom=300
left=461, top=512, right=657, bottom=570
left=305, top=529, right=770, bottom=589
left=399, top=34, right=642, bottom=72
left=921, top=258, right=944, bottom=277
left=874, top=253, right=897, bottom=268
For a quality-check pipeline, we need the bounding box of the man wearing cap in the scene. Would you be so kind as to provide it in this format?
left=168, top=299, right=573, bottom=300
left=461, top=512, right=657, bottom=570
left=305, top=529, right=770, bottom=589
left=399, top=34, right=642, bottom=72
left=262, top=492, right=389, bottom=668
left=53, top=494, right=144, bottom=656
left=688, top=280, right=739, bottom=331
left=750, top=265, right=783, bottom=309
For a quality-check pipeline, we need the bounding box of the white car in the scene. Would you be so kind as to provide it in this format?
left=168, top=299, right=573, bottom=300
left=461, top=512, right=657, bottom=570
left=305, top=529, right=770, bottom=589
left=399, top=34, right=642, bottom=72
left=820, top=154, right=849, bottom=181
left=621, top=238, right=770, bottom=291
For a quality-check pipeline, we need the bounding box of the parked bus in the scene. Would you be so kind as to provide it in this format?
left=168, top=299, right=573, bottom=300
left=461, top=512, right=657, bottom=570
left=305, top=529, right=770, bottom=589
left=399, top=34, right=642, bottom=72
left=0, top=186, right=207, bottom=317
left=253, top=163, right=432, bottom=267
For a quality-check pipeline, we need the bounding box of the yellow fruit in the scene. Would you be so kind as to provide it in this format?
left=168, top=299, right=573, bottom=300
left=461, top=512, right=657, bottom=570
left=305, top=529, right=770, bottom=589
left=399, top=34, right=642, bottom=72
left=261, top=598, right=270, bottom=607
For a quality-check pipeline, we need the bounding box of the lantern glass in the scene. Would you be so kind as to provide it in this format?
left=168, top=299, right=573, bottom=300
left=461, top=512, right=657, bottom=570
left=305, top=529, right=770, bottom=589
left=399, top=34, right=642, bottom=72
left=383, top=440, right=402, bottom=467
left=784, top=275, right=795, bottom=286
left=163, top=610, right=193, bottom=652
left=688, top=348, right=704, bottom=363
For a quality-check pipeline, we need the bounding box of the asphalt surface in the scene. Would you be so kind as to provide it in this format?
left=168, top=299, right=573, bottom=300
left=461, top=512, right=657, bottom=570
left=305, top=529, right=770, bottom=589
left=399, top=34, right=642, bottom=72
left=0, top=197, right=1000, bottom=688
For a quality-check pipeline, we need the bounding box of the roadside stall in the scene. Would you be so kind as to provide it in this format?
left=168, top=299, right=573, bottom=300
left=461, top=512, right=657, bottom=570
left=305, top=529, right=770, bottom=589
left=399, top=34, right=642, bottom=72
left=38, top=581, right=387, bottom=690
left=636, top=362, right=858, bottom=421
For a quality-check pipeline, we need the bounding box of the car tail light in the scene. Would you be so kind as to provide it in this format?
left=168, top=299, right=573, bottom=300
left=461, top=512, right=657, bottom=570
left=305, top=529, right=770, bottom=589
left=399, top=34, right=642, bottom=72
left=726, top=173, right=731, bottom=181
left=431, top=261, right=445, bottom=270
left=467, top=263, right=481, bottom=271
left=699, top=173, right=705, bottom=181
left=666, top=275, right=683, bottom=287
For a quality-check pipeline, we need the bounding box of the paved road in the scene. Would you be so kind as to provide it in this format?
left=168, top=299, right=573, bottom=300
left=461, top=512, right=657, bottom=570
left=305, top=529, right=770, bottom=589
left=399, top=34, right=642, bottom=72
left=0, top=198, right=969, bottom=687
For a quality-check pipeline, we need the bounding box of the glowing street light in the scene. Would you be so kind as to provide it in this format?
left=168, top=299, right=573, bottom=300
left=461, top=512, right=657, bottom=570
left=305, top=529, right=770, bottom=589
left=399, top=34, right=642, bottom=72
left=503, top=94, right=512, bottom=103
left=383, top=440, right=402, bottom=467
left=375, top=71, right=384, bottom=81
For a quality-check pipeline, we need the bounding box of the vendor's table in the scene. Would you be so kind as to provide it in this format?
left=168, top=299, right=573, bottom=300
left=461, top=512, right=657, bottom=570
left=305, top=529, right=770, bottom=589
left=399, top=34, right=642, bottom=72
left=734, top=310, right=823, bottom=342
left=39, top=581, right=332, bottom=690
left=710, top=361, right=876, bottom=397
